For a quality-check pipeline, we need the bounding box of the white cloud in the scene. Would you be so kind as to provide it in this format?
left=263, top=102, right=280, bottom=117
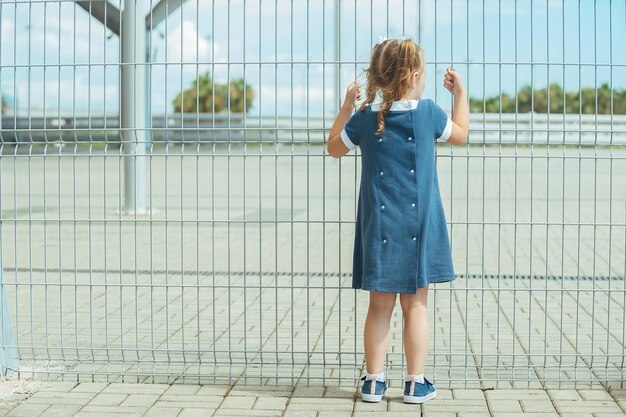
left=165, top=20, right=221, bottom=65
left=1, top=17, right=14, bottom=39
left=1, top=18, right=16, bottom=64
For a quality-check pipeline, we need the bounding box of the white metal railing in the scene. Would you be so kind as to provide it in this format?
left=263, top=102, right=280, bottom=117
left=2, top=112, right=626, bottom=144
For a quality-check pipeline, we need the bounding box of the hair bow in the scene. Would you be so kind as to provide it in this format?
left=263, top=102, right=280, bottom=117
left=377, top=36, right=387, bottom=45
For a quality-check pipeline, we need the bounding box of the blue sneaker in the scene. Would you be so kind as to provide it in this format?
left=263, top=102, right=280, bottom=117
left=403, top=376, right=437, bottom=404
left=360, top=375, right=387, bottom=402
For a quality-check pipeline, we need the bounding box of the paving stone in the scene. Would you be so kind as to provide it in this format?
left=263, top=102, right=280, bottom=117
left=79, top=405, right=148, bottom=414
left=39, top=383, right=78, bottom=393
left=26, top=391, right=95, bottom=405
left=179, top=408, right=217, bottom=417
left=578, top=389, right=615, bottom=401
left=87, top=393, right=128, bottom=406
left=155, top=400, right=221, bottom=409
left=229, top=386, right=292, bottom=397
left=353, top=399, right=388, bottom=412
left=608, top=389, right=626, bottom=398
left=5, top=403, right=49, bottom=417
left=73, top=413, right=143, bottom=417
left=548, top=389, right=583, bottom=400
left=593, top=413, right=626, bottom=417
left=282, top=411, right=317, bottom=417
left=38, top=404, right=83, bottom=417
left=492, top=414, right=559, bottom=417
left=323, top=386, right=355, bottom=398
left=520, top=399, right=558, bottom=413
left=287, top=398, right=353, bottom=411
left=398, top=413, right=455, bottom=417
left=292, top=386, right=325, bottom=398
left=543, top=414, right=593, bottom=417
left=253, top=396, right=289, bottom=410
left=389, top=400, right=456, bottom=413
left=419, top=398, right=490, bottom=414
left=429, top=389, right=453, bottom=400
left=196, top=385, right=231, bottom=396
left=70, top=383, right=108, bottom=393
left=553, top=400, right=623, bottom=414
left=159, top=394, right=223, bottom=403
left=218, top=396, right=256, bottom=409
left=165, top=384, right=202, bottom=395
left=101, top=384, right=169, bottom=395
left=453, top=389, right=485, bottom=399
left=487, top=389, right=551, bottom=400
left=0, top=393, right=32, bottom=404
left=488, top=399, right=523, bottom=412
left=143, top=407, right=182, bottom=417
left=119, top=393, right=160, bottom=407
left=212, top=410, right=282, bottom=417
left=355, top=413, right=427, bottom=417
left=316, top=412, right=353, bottom=417
left=458, top=413, right=497, bottom=417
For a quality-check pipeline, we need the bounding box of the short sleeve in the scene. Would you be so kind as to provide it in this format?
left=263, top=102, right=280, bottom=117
left=432, top=102, right=452, bottom=143
left=340, top=111, right=361, bottom=149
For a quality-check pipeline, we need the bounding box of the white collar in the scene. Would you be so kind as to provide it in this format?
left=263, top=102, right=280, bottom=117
left=370, top=99, right=419, bottom=112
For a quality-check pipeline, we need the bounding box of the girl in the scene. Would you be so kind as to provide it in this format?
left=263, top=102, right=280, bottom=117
left=327, top=38, right=468, bottom=404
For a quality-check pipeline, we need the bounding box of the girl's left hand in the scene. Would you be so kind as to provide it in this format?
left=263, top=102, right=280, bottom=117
left=443, top=68, right=465, bottom=97
left=344, top=81, right=362, bottom=109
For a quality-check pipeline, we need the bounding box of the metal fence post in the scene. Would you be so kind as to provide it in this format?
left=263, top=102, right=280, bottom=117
left=0, top=222, right=18, bottom=377
left=121, top=0, right=147, bottom=213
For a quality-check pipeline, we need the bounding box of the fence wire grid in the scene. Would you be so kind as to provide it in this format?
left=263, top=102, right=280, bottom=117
left=0, top=0, right=625, bottom=389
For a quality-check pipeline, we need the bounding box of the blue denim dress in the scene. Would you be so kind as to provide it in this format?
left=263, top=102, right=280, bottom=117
left=341, top=99, right=455, bottom=293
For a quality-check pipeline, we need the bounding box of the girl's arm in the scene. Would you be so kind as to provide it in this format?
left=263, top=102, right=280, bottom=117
left=443, top=68, right=469, bottom=146
left=327, top=82, right=361, bottom=158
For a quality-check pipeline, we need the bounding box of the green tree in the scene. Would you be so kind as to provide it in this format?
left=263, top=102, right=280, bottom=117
left=470, top=83, right=626, bottom=114
left=173, top=73, right=254, bottom=113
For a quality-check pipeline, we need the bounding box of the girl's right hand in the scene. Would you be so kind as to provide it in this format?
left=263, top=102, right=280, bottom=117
left=443, top=68, right=465, bottom=97
left=343, top=81, right=362, bottom=109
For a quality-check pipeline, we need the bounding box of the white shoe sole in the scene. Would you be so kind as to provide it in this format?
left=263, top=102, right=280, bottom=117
left=403, top=390, right=437, bottom=404
left=361, top=391, right=385, bottom=402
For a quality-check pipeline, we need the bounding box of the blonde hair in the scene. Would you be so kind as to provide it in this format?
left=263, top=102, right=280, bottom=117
left=360, top=38, right=425, bottom=136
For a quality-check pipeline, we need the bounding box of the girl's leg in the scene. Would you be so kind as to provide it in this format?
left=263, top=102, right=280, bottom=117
left=364, top=291, right=397, bottom=373
left=399, top=287, right=429, bottom=375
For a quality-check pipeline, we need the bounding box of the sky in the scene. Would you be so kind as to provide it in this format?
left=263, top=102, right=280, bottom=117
left=1, top=0, right=625, bottom=117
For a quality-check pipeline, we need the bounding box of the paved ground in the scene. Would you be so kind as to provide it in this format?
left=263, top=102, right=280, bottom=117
left=1, top=379, right=626, bottom=416
left=1, top=144, right=625, bottom=416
